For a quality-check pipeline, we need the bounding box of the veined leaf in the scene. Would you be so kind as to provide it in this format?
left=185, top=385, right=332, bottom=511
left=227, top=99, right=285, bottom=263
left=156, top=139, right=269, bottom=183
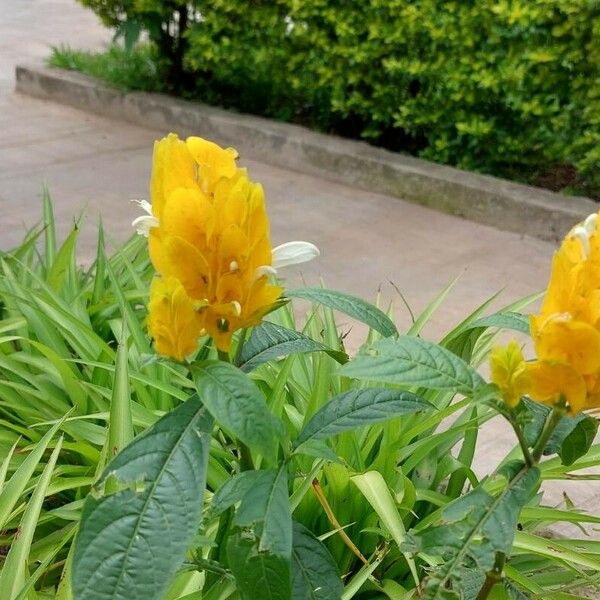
left=341, top=336, right=483, bottom=394
left=294, top=388, right=431, bottom=449
left=235, top=321, right=348, bottom=372
left=72, top=395, right=213, bottom=600
left=287, top=288, right=398, bottom=338
left=404, top=461, right=540, bottom=600
left=193, top=361, right=284, bottom=458
left=292, top=521, right=343, bottom=600
left=227, top=466, right=292, bottom=600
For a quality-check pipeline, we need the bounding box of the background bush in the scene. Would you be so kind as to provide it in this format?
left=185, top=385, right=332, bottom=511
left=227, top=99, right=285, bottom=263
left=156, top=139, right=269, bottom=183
left=76, top=0, right=600, bottom=195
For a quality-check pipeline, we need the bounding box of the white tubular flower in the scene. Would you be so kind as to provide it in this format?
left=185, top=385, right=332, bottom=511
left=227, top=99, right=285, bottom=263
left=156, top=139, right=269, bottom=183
left=253, top=241, right=320, bottom=281
left=131, top=199, right=159, bottom=237
left=272, top=241, right=320, bottom=269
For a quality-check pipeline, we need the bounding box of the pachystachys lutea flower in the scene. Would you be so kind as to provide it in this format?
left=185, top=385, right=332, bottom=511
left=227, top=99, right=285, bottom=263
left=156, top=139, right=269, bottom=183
left=491, top=212, right=600, bottom=414
left=133, top=133, right=319, bottom=359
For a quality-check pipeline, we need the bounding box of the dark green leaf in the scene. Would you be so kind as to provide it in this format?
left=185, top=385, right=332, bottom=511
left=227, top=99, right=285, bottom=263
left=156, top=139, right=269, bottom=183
left=209, top=471, right=266, bottom=517
left=193, top=361, right=284, bottom=457
left=341, top=336, right=484, bottom=394
left=294, top=388, right=431, bottom=449
left=522, top=400, right=598, bottom=464
left=555, top=416, right=598, bottom=466
left=236, top=321, right=347, bottom=372
left=227, top=467, right=292, bottom=600
left=443, top=312, right=529, bottom=362
left=287, top=288, right=397, bottom=338
left=292, top=521, right=343, bottom=600
left=73, top=394, right=213, bottom=600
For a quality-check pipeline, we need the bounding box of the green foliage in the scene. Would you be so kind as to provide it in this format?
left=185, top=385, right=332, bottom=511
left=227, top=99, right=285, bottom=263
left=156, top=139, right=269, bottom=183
left=183, top=0, right=600, bottom=195
left=1, top=197, right=600, bottom=600
left=74, top=0, right=193, bottom=87
left=49, top=44, right=163, bottom=92
left=73, top=396, right=213, bottom=600
left=65, top=1, right=600, bottom=195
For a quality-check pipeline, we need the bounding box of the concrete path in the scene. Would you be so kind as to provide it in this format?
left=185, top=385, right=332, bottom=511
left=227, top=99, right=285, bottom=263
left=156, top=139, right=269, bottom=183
left=1, top=1, right=597, bottom=521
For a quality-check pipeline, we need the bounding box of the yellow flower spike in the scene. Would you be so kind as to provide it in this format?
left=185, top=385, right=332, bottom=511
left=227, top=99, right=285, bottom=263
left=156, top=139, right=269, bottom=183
left=532, top=318, right=600, bottom=375
left=186, top=136, right=238, bottom=194
left=526, top=361, right=587, bottom=414
left=137, top=133, right=318, bottom=355
left=489, top=341, right=530, bottom=407
left=151, top=134, right=198, bottom=220
left=147, top=277, right=204, bottom=362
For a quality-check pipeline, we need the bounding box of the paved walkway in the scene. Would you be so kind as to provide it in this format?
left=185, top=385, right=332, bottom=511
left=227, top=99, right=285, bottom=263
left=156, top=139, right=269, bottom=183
left=1, top=1, right=597, bottom=521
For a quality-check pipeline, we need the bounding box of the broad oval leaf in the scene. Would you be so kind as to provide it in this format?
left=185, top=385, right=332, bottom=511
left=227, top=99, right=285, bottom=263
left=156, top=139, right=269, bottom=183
left=287, top=288, right=398, bottom=338
left=341, top=336, right=484, bottom=394
left=72, top=395, right=213, bottom=600
left=193, top=361, right=284, bottom=457
left=294, top=388, right=431, bottom=449
left=227, top=467, right=292, bottom=600
left=404, top=461, right=540, bottom=600
left=292, top=521, right=343, bottom=600
left=236, top=321, right=348, bottom=373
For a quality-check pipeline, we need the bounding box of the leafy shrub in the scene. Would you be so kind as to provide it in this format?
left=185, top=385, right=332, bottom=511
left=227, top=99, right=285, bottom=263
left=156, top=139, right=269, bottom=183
left=185, top=0, right=600, bottom=194
left=76, top=0, right=193, bottom=88
left=75, top=0, right=600, bottom=195
left=2, top=182, right=600, bottom=598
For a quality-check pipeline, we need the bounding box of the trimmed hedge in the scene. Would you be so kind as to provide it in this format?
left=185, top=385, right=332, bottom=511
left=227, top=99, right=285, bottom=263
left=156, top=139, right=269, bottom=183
left=79, top=0, right=600, bottom=195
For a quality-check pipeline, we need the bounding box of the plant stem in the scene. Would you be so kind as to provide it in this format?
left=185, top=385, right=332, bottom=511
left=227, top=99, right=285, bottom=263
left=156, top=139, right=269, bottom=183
left=532, top=406, right=565, bottom=463
left=476, top=552, right=505, bottom=600
left=217, top=348, right=230, bottom=362
left=508, top=418, right=534, bottom=468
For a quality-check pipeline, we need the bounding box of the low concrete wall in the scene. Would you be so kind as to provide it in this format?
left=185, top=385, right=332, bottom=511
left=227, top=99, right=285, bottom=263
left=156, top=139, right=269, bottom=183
left=16, top=64, right=597, bottom=242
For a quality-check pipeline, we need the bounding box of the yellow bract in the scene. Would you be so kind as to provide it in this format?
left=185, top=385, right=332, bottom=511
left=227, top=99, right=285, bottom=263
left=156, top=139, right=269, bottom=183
left=491, top=211, right=600, bottom=414
left=146, top=133, right=282, bottom=357
left=489, top=341, right=530, bottom=407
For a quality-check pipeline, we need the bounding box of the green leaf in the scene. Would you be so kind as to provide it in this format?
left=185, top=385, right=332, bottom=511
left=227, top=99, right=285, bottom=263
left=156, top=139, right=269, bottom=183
left=193, top=361, right=283, bottom=457
left=467, top=312, right=530, bottom=335
left=555, top=415, right=598, bottom=466
left=235, top=321, right=348, bottom=372
left=0, top=413, right=69, bottom=530
left=106, top=326, right=133, bottom=458
left=42, top=186, right=56, bottom=271
left=47, top=225, right=78, bottom=292
left=209, top=471, right=266, bottom=517
left=294, top=388, right=431, bottom=449
left=73, top=395, right=213, bottom=600
left=291, top=521, right=343, bottom=600
left=341, top=336, right=483, bottom=394
left=521, top=400, right=598, bottom=465
left=405, top=462, right=540, bottom=600
left=287, top=288, right=398, bottom=338
left=227, top=466, right=292, bottom=600
left=0, top=437, right=64, bottom=600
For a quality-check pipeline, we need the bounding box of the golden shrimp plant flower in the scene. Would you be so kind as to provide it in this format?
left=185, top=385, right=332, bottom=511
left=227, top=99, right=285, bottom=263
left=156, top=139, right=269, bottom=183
left=491, top=211, right=600, bottom=414
left=134, top=133, right=319, bottom=359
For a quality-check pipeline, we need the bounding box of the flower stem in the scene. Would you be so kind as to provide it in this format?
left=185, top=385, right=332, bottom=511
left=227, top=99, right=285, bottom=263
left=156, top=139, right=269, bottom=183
left=476, top=552, right=505, bottom=600
left=508, top=418, right=534, bottom=468
left=532, top=406, right=565, bottom=463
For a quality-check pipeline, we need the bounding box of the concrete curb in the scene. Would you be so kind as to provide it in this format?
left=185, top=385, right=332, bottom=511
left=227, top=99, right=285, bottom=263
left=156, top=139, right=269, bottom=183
left=16, top=64, right=597, bottom=242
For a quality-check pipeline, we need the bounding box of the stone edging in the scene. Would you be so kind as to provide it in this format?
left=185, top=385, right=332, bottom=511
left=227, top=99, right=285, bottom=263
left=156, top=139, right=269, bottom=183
left=16, top=64, right=597, bottom=242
